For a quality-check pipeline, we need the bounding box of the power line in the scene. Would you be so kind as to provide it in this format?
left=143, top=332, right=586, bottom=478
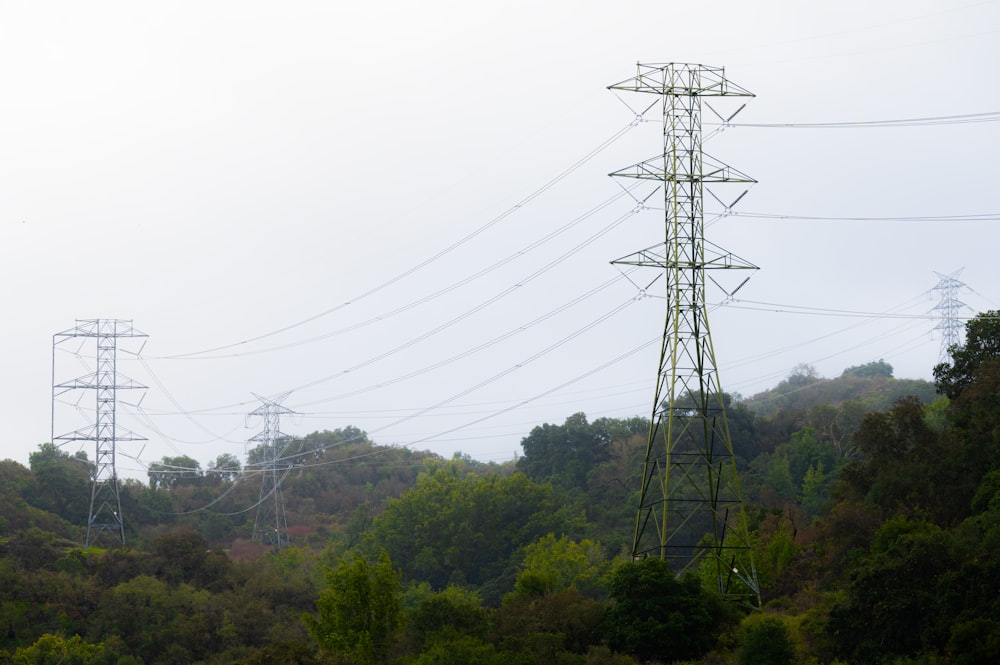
left=716, top=109, right=1000, bottom=129
left=148, top=185, right=639, bottom=362
left=718, top=211, right=1000, bottom=222
left=153, top=120, right=639, bottom=361
left=725, top=298, right=985, bottom=320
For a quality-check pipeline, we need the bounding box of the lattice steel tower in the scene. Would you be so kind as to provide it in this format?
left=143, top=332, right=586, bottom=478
left=610, top=63, right=760, bottom=603
left=52, top=319, right=147, bottom=548
left=931, top=268, right=970, bottom=362
left=247, top=393, right=295, bottom=546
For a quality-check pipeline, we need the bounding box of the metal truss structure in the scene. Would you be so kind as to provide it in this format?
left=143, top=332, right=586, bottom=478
left=52, top=319, right=147, bottom=549
left=931, top=268, right=970, bottom=362
left=247, top=393, right=295, bottom=546
left=609, top=63, right=760, bottom=604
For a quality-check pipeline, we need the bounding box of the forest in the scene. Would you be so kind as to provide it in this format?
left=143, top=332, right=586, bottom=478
left=1, top=311, right=997, bottom=665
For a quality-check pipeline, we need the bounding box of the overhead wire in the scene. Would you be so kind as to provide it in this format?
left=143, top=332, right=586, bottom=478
left=133, top=102, right=994, bottom=419
left=291, top=273, right=637, bottom=403
left=235, top=294, right=646, bottom=472
left=287, top=210, right=641, bottom=398
left=273, top=334, right=662, bottom=471
left=132, top=198, right=642, bottom=423
left=724, top=299, right=981, bottom=320
left=152, top=118, right=644, bottom=361
left=717, top=211, right=1000, bottom=222
left=137, top=280, right=988, bottom=501
left=121, top=90, right=1000, bottom=490
left=148, top=185, right=639, bottom=362
left=133, top=356, right=246, bottom=445
left=127, top=275, right=643, bottom=480
left=133, top=296, right=654, bottom=512
left=125, top=212, right=989, bottom=475
left=713, top=110, right=1000, bottom=129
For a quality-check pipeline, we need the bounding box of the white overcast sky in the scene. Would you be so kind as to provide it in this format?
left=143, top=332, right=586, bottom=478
left=2, top=1, right=998, bottom=479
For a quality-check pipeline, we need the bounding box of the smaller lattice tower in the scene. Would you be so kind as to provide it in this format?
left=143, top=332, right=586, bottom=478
left=52, top=319, right=147, bottom=548
left=931, top=268, right=971, bottom=362
left=246, top=393, right=295, bottom=546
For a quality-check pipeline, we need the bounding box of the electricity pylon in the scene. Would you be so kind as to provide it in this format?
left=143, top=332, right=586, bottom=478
left=52, top=319, right=147, bottom=549
left=931, top=268, right=970, bottom=362
left=610, top=63, right=760, bottom=604
left=247, top=393, right=295, bottom=546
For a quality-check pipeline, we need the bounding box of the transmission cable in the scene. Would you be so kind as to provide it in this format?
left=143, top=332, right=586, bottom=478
left=135, top=200, right=640, bottom=421
left=127, top=272, right=640, bottom=477
left=714, top=110, right=1000, bottom=129
left=725, top=298, right=983, bottom=320
left=287, top=211, right=640, bottom=398
left=144, top=303, right=656, bottom=516
left=717, top=211, right=1000, bottom=222
left=272, top=296, right=641, bottom=464
left=276, top=333, right=660, bottom=470
left=150, top=185, right=638, bottom=361
left=154, top=120, right=640, bottom=361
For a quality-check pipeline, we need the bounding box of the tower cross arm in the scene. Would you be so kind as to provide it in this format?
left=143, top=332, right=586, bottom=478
left=608, top=63, right=754, bottom=97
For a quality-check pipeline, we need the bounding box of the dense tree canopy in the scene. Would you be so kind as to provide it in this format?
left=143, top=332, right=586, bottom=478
left=26, top=443, right=91, bottom=525
left=842, top=358, right=894, bottom=378
left=304, top=551, right=402, bottom=665
left=3, top=344, right=1000, bottom=664
left=147, top=455, right=202, bottom=490
left=934, top=309, right=1000, bottom=399
left=601, top=560, right=739, bottom=662
left=372, top=464, right=584, bottom=599
left=517, top=413, right=646, bottom=490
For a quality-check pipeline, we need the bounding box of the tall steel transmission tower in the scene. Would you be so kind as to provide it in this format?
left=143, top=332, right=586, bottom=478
left=610, top=63, right=760, bottom=603
left=247, top=393, right=295, bottom=546
left=931, top=268, right=970, bottom=362
left=52, top=319, right=147, bottom=549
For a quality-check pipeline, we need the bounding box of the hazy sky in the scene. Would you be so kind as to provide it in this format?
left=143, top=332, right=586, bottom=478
left=2, top=1, right=998, bottom=480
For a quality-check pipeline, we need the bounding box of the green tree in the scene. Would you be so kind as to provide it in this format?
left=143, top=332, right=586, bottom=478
left=405, top=585, right=491, bottom=651
left=946, top=356, right=1000, bottom=476
left=934, top=310, right=1000, bottom=399
left=828, top=516, right=954, bottom=663
left=513, top=534, right=609, bottom=598
left=411, top=631, right=503, bottom=665
left=948, top=618, right=1000, bottom=665
left=517, top=413, right=613, bottom=489
left=297, top=425, right=371, bottom=458
left=26, top=443, right=92, bottom=524
left=757, top=453, right=795, bottom=502
left=147, top=455, right=202, bottom=490
left=373, top=466, right=583, bottom=597
left=600, top=559, right=739, bottom=662
left=800, top=462, right=828, bottom=515
left=149, top=529, right=231, bottom=588
left=739, top=617, right=794, bottom=665
left=842, top=359, right=893, bottom=378
left=838, top=396, right=958, bottom=520
left=304, top=550, right=402, bottom=665
left=11, top=634, right=106, bottom=665
left=496, top=587, right=605, bottom=656
left=206, top=453, right=241, bottom=483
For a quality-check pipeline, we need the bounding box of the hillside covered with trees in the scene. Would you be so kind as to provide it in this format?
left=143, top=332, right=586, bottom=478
left=1, top=311, right=998, bottom=664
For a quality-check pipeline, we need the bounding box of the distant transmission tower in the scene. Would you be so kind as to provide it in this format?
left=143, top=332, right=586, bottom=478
left=247, top=393, right=295, bottom=546
left=931, top=268, right=971, bottom=362
left=610, top=63, right=760, bottom=604
left=52, top=319, right=147, bottom=549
